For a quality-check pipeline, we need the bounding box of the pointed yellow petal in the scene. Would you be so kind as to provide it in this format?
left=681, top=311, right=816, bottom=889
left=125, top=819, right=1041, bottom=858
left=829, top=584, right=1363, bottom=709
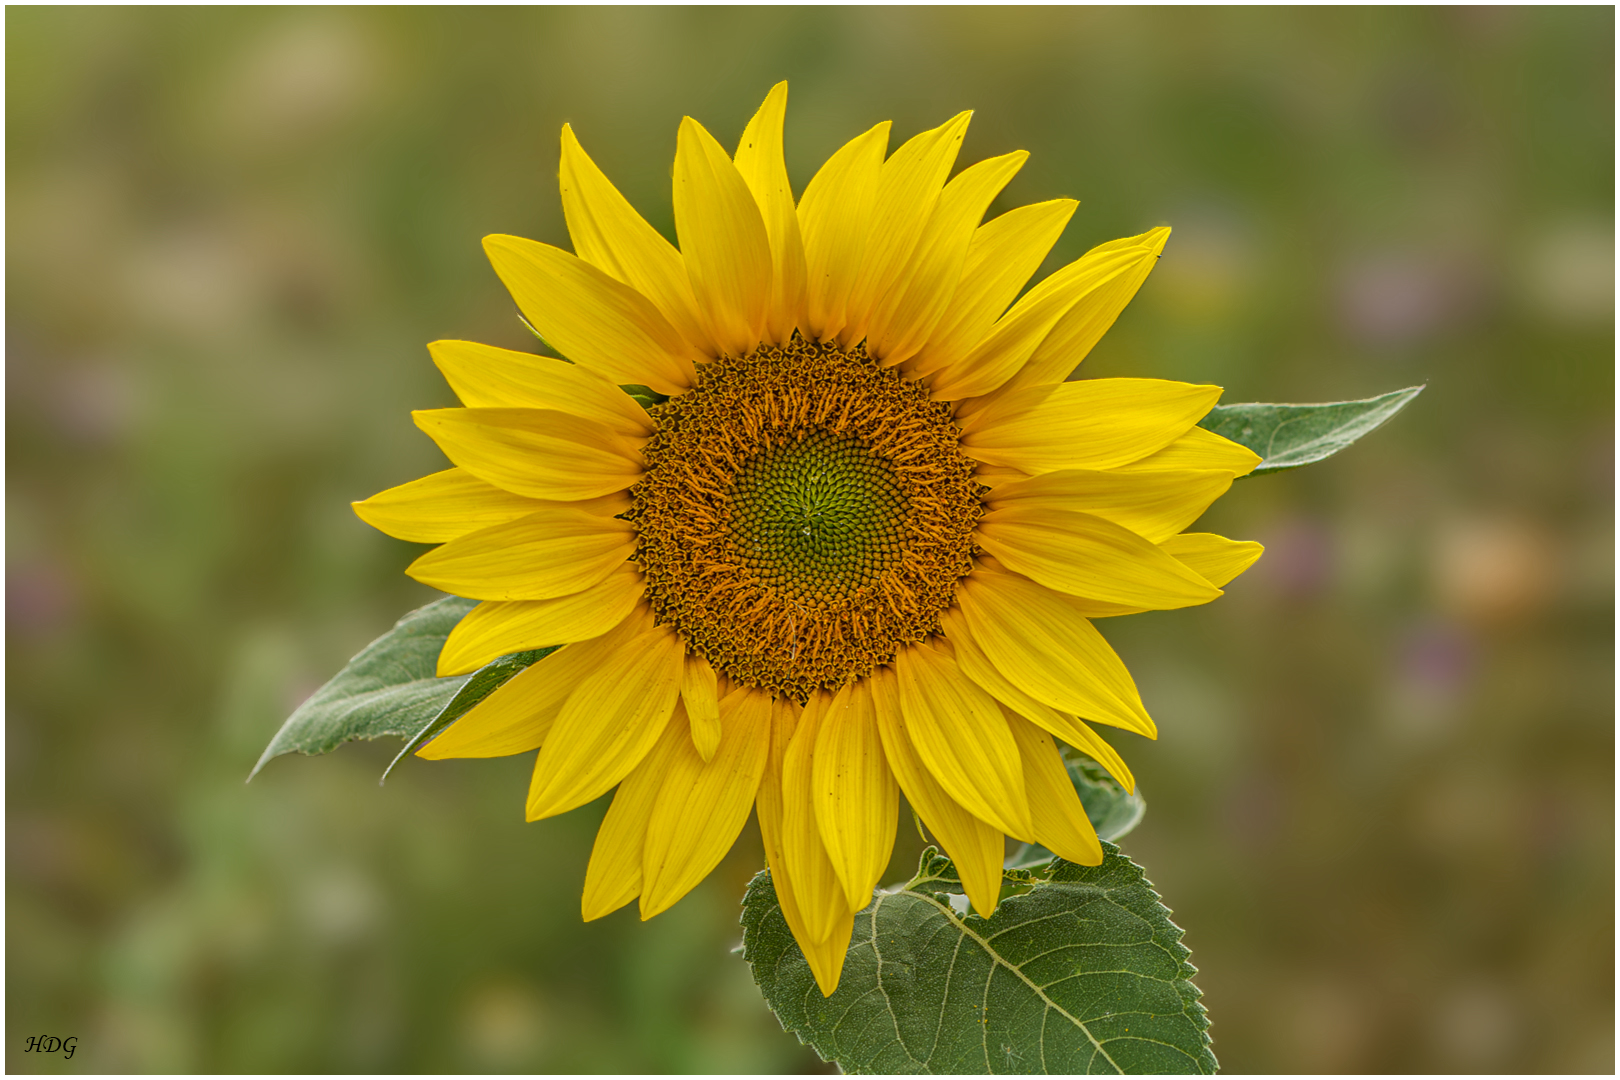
left=406, top=506, right=634, bottom=601
left=1051, top=715, right=1134, bottom=795
left=798, top=905, right=857, bottom=998
left=939, top=606, right=1135, bottom=793
left=683, top=653, right=721, bottom=761
left=754, top=696, right=796, bottom=892
left=733, top=83, right=808, bottom=345
left=559, top=124, right=716, bottom=355
left=894, top=642, right=1033, bottom=841
left=483, top=234, right=701, bottom=395
left=839, top=112, right=971, bottom=349
left=1001, top=227, right=1172, bottom=393
left=866, top=151, right=1026, bottom=367
left=983, top=467, right=1234, bottom=545
left=436, top=572, right=645, bottom=676
left=581, top=710, right=690, bottom=920
left=674, top=117, right=772, bottom=357
left=413, top=407, right=644, bottom=502
left=1005, top=710, right=1103, bottom=866
left=428, top=339, right=655, bottom=437
left=951, top=227, right=1168, bottom=431
left=905, top=198, right=1077, bottom=378
left=977, top=506, right=1222, bottom=609
left=1109, top=426, right=1263, bottom=477
left=927, top=241, right=1148, bottom=402
left=526, top=621, right=684, bottom=820
left=353, top=468, right=557, bottom=544
left=956, top=570, right=1155, bottom=738
left=869, top=666, right=1005, bottom=918
left=812, top=680, right=899, bottom=913
left=797, top=121, right=890, bottom=342
left=961, top=378, right=1222, bottom=473
left=756, top=693, right=856, bottom=996
left=781, top=691, right=856, bottom=944
left=420, top=620, right=638, bottom=759
left=640, top=688, right=773, bottom=918
left=1161, top=532, right=1265, bottom=588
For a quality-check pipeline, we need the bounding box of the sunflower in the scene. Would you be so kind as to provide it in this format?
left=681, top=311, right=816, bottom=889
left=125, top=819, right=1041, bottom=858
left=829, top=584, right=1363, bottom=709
left=354, top=84, right=1263, bottom=995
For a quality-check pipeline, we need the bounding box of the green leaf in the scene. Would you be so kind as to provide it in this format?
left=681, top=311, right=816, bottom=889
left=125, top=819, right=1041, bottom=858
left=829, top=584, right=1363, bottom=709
left=619, top=383, right=668, bottom=411
left=1007, top=750, right=1146, bottom=869
left=249, top=595, right=554, bottom=781
left=742, top=845, right=1214, bottom=1075
left=1199, top=384, right=1423, bottom=474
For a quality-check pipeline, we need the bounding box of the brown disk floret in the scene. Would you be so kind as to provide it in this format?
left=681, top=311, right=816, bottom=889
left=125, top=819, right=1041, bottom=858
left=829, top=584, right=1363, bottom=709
left=631, top=339, right=984, bottom=701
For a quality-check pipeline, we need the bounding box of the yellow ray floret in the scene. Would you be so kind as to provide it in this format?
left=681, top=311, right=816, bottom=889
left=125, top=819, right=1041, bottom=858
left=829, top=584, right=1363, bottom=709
left=811, top=680, right=899, bottom=913
left=640, top=688, right=772, bottom=918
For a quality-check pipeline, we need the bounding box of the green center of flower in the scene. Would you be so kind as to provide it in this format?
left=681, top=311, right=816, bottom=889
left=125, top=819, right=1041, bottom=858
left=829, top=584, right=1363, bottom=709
left=729, top=430, right=908, bottom=602
left=631, top=338, right=984, bottom=701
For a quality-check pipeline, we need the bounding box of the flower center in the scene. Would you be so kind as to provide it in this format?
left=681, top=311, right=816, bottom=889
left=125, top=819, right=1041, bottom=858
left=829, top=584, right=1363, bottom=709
left=729, top=430, right=908, bottom=602
left=631, top=339, right=983, bottom=701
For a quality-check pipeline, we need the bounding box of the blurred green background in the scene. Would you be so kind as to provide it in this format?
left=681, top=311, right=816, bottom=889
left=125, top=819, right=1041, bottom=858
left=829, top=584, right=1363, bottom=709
left=8, top=6, right=1613, bottom=1073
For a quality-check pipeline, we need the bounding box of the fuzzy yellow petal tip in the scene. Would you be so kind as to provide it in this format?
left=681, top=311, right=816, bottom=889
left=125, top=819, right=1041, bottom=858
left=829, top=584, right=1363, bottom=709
left=581, top=886, right=633, bottom=922
left=806, top=951, right=844, bottom=997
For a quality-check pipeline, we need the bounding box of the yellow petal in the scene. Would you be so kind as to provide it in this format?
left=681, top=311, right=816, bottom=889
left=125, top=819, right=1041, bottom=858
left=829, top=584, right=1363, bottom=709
left=781, top=691, right=856, bottom=944
left=413, top=407, right=644, bottom=502
left=927, top=241, right=1149, bottom=402
left=905, top=198, right=1077, bottom=378
left=1005, top=710, right=1103, bottom=867
left=559, top=124, right=716, bottom=355
left=1109, top=425, right=1263, bottom=477
left=955, top=570, right=1156, bottom=738
left=984, top=467, right=1234, bottom=546
left=756, top=695, right=856, bottom=996
left=796, top=902, right=856, bottom=998
left=869, top=666, right=1005, bottom=918
left=428, top=339, right=655, bottom=437
left=352, top=468, right=557, bottom=544
left=753, top=696, right=795, bottom=895
left=797, top=121, right=890, bottom=342
left=977, top=506, right=1222, bottom=609
left=999, top=227, right=1172, bottom=393
left=436, top=571, right=646, bottom=676
left=866, top=150, right=1026, bottom=367
left=1048, top=716, right=1134, bottom=796
left=939, top=606, right=1135, bottom=793
left=812, top=680, right=899, bottom=913
left=761, top=696, right=861, bottom=984
left=894, top=641, right=1034, bottom=842
left=839, top=112, right=972, bottom=349
left=960, top=378, right=1222, bottom=473
left=419, top=618, right=641, bottom=760
left=581, top=710, right=690, bottom=920
left=406, top=506, right=635, bottom=601
left=683, top=653, right=721, bottom=762
left=1161, top=532, right=1265, bottom=588
left=758, top=693, right=861, bottom=997
left=483, top=234, right=701, bottom=395
left=525, top=621, right=684, bottom=820
left=674, top=117, right=772, bottom=357
left=641, top=687, right=773, bottom=918
left=732, top=83, right=808, bottom=345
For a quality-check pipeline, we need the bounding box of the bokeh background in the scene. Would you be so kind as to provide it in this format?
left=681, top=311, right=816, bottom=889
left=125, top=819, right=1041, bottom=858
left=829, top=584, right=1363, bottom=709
left=8, top=6, right=1613, bottom=1073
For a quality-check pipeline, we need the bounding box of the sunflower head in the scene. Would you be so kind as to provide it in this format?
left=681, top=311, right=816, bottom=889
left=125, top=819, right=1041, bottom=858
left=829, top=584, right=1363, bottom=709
left=353, top=83, right=1263, bottom=996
